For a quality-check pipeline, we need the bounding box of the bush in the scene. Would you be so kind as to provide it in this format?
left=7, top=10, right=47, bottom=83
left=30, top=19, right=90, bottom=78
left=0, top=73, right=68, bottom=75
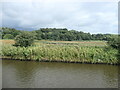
left=14, top=31, right=35, bottom=47
left=107, top=36, right=119, bottom=49
left=3, top=34, right=14, bottom=39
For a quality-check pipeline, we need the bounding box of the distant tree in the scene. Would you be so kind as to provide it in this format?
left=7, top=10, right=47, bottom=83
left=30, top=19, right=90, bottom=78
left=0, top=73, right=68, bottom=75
left=1, top=27, right=118, bottom=41
left=3, top=34, right=14, bottom=39
left=14, top=31, right=35, bottom=47
left=2, top=27, right=21, bottom=39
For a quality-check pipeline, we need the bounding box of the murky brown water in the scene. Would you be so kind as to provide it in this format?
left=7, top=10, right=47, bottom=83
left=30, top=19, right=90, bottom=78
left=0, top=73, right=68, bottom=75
left=2, top=60, right=119, bottom=88
left=0, top=60, right=2, bottom=90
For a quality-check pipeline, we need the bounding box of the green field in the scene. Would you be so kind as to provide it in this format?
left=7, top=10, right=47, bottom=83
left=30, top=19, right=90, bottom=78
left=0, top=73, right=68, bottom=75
left=35, top=40, right=107, bottom=46
left=0, top=40, right=118, bottom=65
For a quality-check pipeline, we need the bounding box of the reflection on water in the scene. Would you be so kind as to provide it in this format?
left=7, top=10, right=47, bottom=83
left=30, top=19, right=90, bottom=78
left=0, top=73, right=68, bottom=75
left=0, top=60, right=2, bottom=89
left=2, top=60, right=118, bottom=88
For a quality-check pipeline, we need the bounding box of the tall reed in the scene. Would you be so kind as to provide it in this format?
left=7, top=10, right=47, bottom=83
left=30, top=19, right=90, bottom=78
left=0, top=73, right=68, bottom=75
left=1, top=42, right=118, bottom=64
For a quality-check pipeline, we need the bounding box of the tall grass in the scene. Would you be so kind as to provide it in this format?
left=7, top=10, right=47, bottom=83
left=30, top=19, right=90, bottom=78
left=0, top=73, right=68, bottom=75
left=1, top=42, right=118, bottom=65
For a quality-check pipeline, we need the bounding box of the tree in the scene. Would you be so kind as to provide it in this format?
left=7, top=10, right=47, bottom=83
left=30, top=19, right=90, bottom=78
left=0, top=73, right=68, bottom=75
left=107, top=36, right=119, bottom=49
left=1, top=27, right=118, bottom=41
left=3, top=34, right=14, bottom=39
left=2, top=27, right=21, bottom=38
left=14, top=31, right=35, bottom=47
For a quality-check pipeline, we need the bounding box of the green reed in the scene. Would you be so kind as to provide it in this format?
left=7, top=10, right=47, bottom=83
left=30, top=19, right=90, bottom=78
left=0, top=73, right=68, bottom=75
left=1, top=43, right=118, bottom=64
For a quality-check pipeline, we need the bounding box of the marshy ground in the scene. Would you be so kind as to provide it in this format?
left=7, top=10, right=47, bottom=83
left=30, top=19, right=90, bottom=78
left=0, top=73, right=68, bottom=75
left=0, top=40, right=118, bottom=65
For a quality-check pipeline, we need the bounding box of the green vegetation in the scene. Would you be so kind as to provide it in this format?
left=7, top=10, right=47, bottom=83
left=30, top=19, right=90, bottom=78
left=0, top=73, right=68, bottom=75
left=3, top=34, right=14, bottom=39
left=107, top=35, right=120, bottom=64
left=14, top=32, right=35, bottom=47
left=0, top=27, right=119, bottom=65
left=1, top=27, right=117, bottom=41
left=1, top=40, right=118, bottom=65
left=107, top=36, right=119, bottom=49
left=1, top=27, right=21, bottom=39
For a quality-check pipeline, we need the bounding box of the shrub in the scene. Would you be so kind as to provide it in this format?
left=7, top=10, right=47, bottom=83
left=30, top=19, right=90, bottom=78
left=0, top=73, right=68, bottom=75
left=107, top=36, right=119, bottom=49
left=14, top=31, right=35, bottom=47
left=3, top=34, right=14, bottom=39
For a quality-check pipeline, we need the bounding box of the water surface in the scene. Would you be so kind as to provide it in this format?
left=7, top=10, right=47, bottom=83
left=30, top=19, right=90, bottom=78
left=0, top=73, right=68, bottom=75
left=2, top=60, right=118, bottom=88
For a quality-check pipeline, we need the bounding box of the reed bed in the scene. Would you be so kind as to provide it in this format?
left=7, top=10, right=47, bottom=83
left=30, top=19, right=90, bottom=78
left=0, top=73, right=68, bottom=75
left=1, top=41, right=118, bottom=65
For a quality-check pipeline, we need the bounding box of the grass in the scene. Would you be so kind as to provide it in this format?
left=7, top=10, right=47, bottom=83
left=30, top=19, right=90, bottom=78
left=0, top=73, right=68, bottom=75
left=0, top=40, right=15, bottom=44
left=35, top=40, right=107, bottom=47
left=0, top=40, right=118, bottom=65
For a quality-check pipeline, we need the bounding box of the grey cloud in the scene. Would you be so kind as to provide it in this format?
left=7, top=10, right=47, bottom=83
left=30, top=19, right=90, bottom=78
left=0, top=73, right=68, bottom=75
left=1, top=1, right=118, bottom=33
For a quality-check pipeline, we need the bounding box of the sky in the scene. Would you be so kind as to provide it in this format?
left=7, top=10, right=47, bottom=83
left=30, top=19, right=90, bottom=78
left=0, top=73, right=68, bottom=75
left=1, top=0, right=118, bottom=34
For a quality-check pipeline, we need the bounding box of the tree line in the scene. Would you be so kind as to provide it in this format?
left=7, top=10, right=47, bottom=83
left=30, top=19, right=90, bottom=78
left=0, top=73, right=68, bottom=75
left=1, top=27, right=118, bottom=41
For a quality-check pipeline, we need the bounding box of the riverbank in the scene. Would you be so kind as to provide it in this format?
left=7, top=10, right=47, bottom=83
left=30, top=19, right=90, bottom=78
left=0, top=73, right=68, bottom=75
left=1, top=58, right=119, bottom=65
left=1, top=40, right=118, bottom=65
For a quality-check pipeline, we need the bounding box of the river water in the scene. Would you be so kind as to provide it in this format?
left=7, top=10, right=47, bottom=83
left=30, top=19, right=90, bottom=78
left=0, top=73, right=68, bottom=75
left=2, top=60, right=119, bottom=88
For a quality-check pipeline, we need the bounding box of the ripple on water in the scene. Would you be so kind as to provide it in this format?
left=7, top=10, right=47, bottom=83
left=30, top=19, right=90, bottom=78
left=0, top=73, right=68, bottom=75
left=2, top=60, right=119, bottom=88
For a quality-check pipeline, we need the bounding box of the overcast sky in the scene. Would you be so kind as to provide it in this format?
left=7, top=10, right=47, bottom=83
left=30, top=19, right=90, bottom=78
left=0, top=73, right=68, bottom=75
left=1, top=0, right=118, bottom=34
